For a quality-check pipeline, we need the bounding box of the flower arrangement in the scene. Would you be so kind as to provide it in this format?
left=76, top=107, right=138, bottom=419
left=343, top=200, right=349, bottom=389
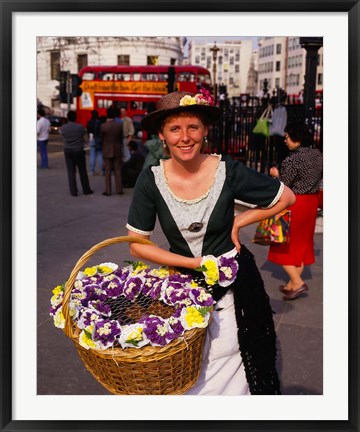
left=50, top=261, right=216, bottom=351
left=179, top=88, right=214, bottom=108
left=196, top=254, right=239, bottom=288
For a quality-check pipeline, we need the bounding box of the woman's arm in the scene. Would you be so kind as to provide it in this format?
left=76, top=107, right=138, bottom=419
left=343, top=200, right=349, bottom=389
left=231, top=185, right=296, bottom=252
left=128, top=230, right=202, bottom=269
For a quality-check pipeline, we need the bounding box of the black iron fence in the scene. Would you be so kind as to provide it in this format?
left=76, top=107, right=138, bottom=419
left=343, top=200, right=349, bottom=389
left=208, top=96, right=323, bottom=174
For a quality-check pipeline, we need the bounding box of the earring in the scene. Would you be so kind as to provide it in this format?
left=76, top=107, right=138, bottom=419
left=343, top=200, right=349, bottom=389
left=203, top=136, right=208, bottom=144
left=162, top=140, right=167, bottom=149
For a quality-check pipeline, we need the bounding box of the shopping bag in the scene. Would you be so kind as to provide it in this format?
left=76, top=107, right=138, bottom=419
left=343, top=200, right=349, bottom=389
left=253, top=105, right=273, bottom=138
left=269, top=105, right=287, bottom=136
left=252, top=210, right=291, bottom=245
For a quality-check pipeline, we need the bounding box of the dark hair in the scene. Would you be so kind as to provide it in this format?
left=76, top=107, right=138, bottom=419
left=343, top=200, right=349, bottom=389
left=284, top=122, right=312, bottom=147
left=107, top=107, right=115, bottom=119
left=67, top=110, right=76, bottom=122
left=37, top=108, right=46, bottom=117
left=128, top=140, right=138, bottom=151
left=91, top=110, right=99, bottom=119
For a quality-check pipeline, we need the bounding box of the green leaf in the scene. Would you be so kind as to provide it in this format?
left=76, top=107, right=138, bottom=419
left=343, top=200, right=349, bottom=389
left=84, top=329, right=93, bottom=339
left=126, top=339, right=139, bottom=347
left=197, top=306, right=212, bottom=317
left=194, top=265, right=208, bottom=272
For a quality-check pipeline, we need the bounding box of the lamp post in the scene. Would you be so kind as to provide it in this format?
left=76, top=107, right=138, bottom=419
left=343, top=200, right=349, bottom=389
left=299, top=37, right=323, bottom=124
left=210, top=42, right=220, bottom=104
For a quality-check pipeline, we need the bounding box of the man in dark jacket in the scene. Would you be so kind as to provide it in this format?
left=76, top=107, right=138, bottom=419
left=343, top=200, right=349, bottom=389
left=60, top=110, right=93, bottom=197
left=100, top=107, right=124, bottom=195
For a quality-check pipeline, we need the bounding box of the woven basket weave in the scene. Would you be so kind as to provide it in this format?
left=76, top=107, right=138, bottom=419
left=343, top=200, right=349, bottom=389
left=62, top=236, right=206, bottom=395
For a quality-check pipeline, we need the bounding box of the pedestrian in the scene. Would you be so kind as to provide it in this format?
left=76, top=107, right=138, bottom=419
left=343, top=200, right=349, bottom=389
left=126, top=91, right=295, bottom=395
left=120, top=107, right=135, bottom=163
left=142, top=134, right=167, bottom=170
left=268, top=122, right=323, bottom=300
left=86, top=109, right=104, bottom=176
left=37, top=107, right=51, bottom=169
left=59, top=110, right=93, bottom=197
left=122, top=140, right=145, bottom=187
left=100, top=107, right=124, bottom=196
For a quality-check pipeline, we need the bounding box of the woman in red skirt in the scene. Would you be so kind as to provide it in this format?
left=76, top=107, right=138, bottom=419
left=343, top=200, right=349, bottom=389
left=268, top=123, right=323, bottom=301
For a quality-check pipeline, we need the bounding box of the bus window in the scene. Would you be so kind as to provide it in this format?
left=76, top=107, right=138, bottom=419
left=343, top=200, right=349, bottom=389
left=198, top=73, right=211, bottom=85
left=101, top=73, right=114, bottom=81
left=82, top=72, right=96, bottom=80
left=116, top=73, right=131, bottom=81
left=178, top=72, right=195, bottom=82
left=97, top=99, right=113, bottom=109
left=133, top=73, right=141, bottom=81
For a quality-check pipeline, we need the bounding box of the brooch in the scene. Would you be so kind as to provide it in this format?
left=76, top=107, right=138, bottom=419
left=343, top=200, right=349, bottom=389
left=187, top=222, right=204, bottom=233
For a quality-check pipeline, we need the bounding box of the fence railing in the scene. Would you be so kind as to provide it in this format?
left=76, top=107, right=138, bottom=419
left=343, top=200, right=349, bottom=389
left=208, top=97, right=323, bottom=174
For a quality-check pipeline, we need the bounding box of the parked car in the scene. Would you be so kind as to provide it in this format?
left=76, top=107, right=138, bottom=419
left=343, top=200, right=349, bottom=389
left=47, top=115, right=67, bottom=134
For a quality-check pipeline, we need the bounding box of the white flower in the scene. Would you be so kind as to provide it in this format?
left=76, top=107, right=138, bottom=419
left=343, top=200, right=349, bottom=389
left=118, top=323, right=149, bottom=349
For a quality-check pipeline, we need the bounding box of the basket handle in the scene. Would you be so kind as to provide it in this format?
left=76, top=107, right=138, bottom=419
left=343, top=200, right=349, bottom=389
left=62, top=235, right=155, bottom=337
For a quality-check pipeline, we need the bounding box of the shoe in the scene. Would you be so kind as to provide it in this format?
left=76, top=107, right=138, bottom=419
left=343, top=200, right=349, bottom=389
left=102, top=192, right=111, bottom=196
left=283, top=284, right=309, bottom=301
left=279, top=285, right=291, bottom=294
left=84, top=190, right=94, bottom=195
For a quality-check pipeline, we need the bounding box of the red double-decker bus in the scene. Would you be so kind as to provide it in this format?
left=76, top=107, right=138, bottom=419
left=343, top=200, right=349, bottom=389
left=75, top=65, right=212, bottom=128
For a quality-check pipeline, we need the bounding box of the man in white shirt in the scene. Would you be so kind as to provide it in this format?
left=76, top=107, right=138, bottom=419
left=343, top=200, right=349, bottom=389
left=37, top=108, right=51, bottom=168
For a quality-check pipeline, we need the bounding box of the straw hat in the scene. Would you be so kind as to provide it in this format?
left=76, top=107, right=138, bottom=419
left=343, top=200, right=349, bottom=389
left=141, top=91, right=221, bottom=133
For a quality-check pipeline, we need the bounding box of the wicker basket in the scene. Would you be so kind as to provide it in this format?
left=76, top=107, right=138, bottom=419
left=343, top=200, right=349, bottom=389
left=62, top=236, right=206, bottom=395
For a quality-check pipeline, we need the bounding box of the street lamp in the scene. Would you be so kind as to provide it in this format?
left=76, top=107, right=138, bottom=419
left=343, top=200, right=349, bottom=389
left=210, top=42, right=220, bottom=104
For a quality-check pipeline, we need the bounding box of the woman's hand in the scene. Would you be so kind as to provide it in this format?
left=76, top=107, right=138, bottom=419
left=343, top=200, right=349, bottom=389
left=269, top=166, right=280, bottom=178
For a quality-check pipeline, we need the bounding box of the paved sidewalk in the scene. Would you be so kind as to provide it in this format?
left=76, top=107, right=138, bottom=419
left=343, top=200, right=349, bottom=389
left=37, top=136, right=323, bottom=395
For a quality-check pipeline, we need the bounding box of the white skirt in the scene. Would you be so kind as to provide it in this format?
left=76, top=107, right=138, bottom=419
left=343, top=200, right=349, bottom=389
left=185, top=290, right=250, bottom=395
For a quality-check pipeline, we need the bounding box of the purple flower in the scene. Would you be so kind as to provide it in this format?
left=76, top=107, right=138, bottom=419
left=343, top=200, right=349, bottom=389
left=168, top=316, right=185, bottom=336
left=139, top=315, right=176, bottom=346
left=101, top=278, right=124, bottom=298
left=168, top=273, right=193, bottom=284
left=123, top=276, right=143, bottom=301
left=88, top=300, right=112, bottom=317
left=77, top=308, right=102, bottom=329
left=142, top=276, right=160, bottom=296
left=94, top=319, right=121, bottom=349
left=189, top=288, right=214, bottom=307
left=218, top=256, right=239, bottom=286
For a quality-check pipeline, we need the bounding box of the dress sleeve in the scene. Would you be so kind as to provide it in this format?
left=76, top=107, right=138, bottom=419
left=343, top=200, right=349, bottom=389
left=126, top=168, right=157, bottom=235
left=279, top=155, right=298, bottom=188
left=226, top=156, right=284, bottom=208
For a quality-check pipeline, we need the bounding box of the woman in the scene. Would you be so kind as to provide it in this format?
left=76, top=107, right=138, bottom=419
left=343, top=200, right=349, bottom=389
left=268, top=123, right=323, bottom=301
left=126, top=91, right=295, bottom=395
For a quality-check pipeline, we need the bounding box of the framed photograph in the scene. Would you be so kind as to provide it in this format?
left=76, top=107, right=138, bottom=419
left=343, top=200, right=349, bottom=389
left=1, top=1, right=358, bottom=431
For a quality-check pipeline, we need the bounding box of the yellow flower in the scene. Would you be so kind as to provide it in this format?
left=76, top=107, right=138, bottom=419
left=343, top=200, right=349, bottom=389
left=184, top=306, right=205, bottom=327
left=52, top=285, right=63, bottom=295
left=179, top=95, right=197, bottom=106
left=190, top=280, right=199, bottom=288
left=79, top=325, right=97, bottom=350
left=83, top=266, right=97, bottom=277
left=97, top=265, right=113, bottom=274
left=126, top=327, right=143, bottom=342
left=53, top=308, right=65, bottom=329
left=203, top=259, right=219, bottom=285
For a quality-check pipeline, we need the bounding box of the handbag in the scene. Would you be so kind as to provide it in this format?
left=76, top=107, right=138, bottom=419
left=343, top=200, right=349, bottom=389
left=252, top=210, right=291, bottom=245
left=269, top=104, right=287, bottom=136
left=253, top=105, right=273, bottom=138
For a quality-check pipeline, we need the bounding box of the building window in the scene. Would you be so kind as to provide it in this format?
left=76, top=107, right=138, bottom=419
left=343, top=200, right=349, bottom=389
left=50, top=51, right=60, bottom=80
left=230, top=57, right=234, bottom=65
left=195, top=56, right=200, bottom=64
left=235, top=64, right=240, bottom=73
left=276, top=61, right=281, bottom=71
left=218, top=56, right=223, bottom=65
left=77, top=54, right=88, bottom=72
left=275, top=78, right=280, bottom=87
left=118, top=55, right=130, bottom=65
left=276, top=43, right=281, bottom=54
left=170, top=58, right=176, bottom=65
left=317, top=73, right=323, bottom=85
left=147, top=56, right=159, bottom=65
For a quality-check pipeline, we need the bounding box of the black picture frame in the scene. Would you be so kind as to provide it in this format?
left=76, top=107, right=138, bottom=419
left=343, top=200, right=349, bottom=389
left=1, top=1, right=358, bottom=431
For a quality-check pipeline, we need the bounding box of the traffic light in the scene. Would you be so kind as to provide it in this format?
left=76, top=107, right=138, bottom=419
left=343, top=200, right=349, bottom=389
left=167, top=66, right=175, bottom=93
left=58, top=71, right=68, bottom=103
left=71, top=74, right=83, bottom=97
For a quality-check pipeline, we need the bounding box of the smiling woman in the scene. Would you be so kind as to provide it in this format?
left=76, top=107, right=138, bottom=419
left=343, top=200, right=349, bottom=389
left=124, top=90, right=296, bottom=396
